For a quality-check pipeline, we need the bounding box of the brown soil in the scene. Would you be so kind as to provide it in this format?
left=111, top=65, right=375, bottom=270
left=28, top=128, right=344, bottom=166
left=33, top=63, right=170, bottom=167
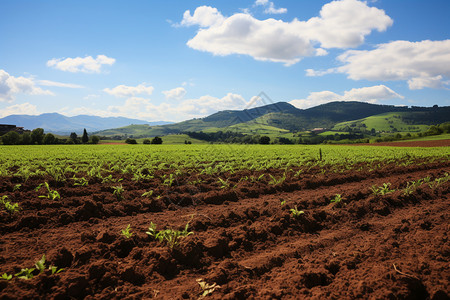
left=359, top=139, right=450, bottom=147
left=0, top=162, right=449, bottom=299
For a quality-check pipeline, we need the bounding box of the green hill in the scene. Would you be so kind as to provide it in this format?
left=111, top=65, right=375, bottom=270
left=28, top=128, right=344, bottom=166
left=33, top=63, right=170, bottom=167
left=94, top=101, right=450, bottom=140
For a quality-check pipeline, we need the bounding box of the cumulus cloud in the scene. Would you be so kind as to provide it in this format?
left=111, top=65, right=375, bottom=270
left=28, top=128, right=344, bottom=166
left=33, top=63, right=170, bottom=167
left=289, top=85, right=403, bottom=109
left=0, top=70, right=54, bottom=102
left=47, top=55, right=115, bottom=73
left=162, top=87, right=187, bottom=100
left=329, top=40, right=450, bottom=90
left=67, top=93, right=249, bottom=122
left=180, top=6, right=225, bottom=27
left=0, top=102, right=40, bottom=118
left=104, top=83, right=154, bottom=98
left=38, top=80, right=84, bottom=89
left=178, top=93, right=246, bottom=116
left=180, top=0, right=392, bottom=65
left=255, top=0, right=287, bottom=14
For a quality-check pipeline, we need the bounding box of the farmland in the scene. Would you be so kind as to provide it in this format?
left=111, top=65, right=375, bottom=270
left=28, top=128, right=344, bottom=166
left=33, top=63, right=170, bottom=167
left=0, top=144, right=449, bottom=299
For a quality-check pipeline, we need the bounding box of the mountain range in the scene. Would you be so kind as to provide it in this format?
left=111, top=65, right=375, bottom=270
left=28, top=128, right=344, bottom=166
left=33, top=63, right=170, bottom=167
left=0, top=113, right=172, bottom=134
left=93, top=101, right=450, bottom=138
left=1, top=101, right=449, bottom=138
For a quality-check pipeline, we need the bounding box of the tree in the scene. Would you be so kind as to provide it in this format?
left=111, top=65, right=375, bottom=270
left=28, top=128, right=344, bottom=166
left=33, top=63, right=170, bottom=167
left=151, top=136, right=163, bottom=144
left=82, top=129, right=89, bottom=144
left=31, top=128, right=45, bottom=145
left=70, top=132, right=78, bottom=143
left=43, top=133, right=56, bottom=144
left=125, top=138, right=137, bottom=144
left=90, top=135, right=100, bottom=144
left=21, top=132, right=32, bottom=145
left=1, top=131, right=21, bottom=145
left=142, top=139, right=151, bottom=144
left=259, top=136, right=270, bottom=145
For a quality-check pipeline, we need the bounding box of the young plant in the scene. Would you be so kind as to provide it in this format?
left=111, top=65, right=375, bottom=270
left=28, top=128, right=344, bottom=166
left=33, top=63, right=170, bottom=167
left=268, top=173, right=286, bottom=186
left=73, top=176, right=89, bottom=186
left=161, top=174, right=175, bottom=187
left=121, top=224, right=133, bottom=239
left=371, top=183, right=394, bottom=196
left=112, top=184, right=124, bottom=200
left=1, top=273, right=12, bottom=280
left=49, top=266, right=64, bottom=275
left=330, top=194, right=343, bottom=204
left=13, top=184, right=22, bottom=192
left=146, top=222, right=193, bottom=249
left=15, top=268, right=35, bottom=280
left=217, top=177, right=229, bottom=189
left=330, top=194, right=345, bottom=207
left=290, top=206, right=304, bottom=218
left=37, top=182, right=60, bottom=200
left=35, top=255, right=46, bottom=273
left=141, top=190, right=154, bottom=198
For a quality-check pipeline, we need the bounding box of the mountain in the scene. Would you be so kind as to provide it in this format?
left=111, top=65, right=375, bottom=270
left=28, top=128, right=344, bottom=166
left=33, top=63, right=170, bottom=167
left=95, top=101, right=450, bottom=138
left=0, top=113, right=172, bottom=134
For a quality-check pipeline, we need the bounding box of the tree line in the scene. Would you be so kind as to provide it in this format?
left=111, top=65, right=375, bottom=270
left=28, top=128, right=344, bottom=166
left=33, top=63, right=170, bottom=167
left=0, top=128, right=100, bottom=145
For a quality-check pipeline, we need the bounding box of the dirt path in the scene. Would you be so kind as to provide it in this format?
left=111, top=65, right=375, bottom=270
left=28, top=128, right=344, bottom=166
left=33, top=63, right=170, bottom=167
left=0, top=164, right=449, bottom=299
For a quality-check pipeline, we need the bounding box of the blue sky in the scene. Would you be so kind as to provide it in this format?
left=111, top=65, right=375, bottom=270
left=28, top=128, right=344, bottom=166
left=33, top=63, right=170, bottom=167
left=1, top=0, right=449, bottom=122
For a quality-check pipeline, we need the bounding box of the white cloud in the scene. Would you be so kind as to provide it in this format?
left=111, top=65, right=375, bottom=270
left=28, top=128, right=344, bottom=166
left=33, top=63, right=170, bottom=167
left=66, top=93, right=248, bottom=122
left=0, top=102, right=40, bottom=118
left=178, top=93, right=246, bottom=116
left=47, top=55, right=115, bottom=73
left=289, top=85, right=403, bottom=109
left=38, top=80, right=84, bottom=89
left=181, top=1, right=392, bottom=65
left=180, top=6, right=225, bottom=27
left=327, top=40, right=450, bottom=90
left=0, top=69, right=54, bottom=102
left=162, top=87, right=187, bottom=100
left=255, top=0, right=287, bottom=14
left=301, top=0, right=392, bottom=48
left=104, top=83, right=154, bottom=98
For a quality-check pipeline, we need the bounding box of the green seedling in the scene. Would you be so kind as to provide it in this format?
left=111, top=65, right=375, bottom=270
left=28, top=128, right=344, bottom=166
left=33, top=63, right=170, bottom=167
left=112, top=184, right=124, bottom=200
left=121, top=224, right=133, bottom=239
left=141, top=190, right=154, bottom=198
left=371, top=183, right=395, bottom=196
left=146, top=222, right=193, bottom=249
left=73, top=176, right=89, bottom=186
left=4, top=201, right=20, bottom=213
left=218, top=177, right=229, bottom=189
left=162, top=174, right=175, bottom=187
left=269, top=173, right=286, bottom=186
left=35, top=255, right=46, bottom=273
left=1, top=273, right=12, bottom=280
left=49, top=266, right=64, bottom=275
left=13, top=184, right=22, bottom=191
left=280, top=199, right=286, bottom=206
left=37, top=182, right=60, bottom=200
left=290, top=206, right=304, bottom=218
left=15, top=268, right=34, bottom=280
left=146, top=222, right=158, bottom=239
left=330, top=194, right=343, bottom=204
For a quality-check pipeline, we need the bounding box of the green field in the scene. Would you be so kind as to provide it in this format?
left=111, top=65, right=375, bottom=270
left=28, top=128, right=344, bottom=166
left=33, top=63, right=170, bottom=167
left=333, top=112, right=430, bottom=133
left=1, top=144, right=448, bottom=180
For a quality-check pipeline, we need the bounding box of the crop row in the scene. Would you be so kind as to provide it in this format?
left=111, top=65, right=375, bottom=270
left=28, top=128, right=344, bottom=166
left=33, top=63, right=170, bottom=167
left=0, top=144, right=448, bottom=181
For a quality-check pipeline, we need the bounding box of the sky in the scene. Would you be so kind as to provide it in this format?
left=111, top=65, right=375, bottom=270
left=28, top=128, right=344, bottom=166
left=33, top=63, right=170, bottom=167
left=1, top=0, right=449, bottom=122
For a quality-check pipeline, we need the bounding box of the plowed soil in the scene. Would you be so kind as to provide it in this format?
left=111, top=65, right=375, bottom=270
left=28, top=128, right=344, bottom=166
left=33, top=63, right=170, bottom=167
left=1, top=161, right=449, bottom=299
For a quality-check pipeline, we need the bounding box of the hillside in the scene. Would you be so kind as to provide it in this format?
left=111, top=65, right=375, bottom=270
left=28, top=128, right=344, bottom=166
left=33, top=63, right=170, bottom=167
left=94, top=101, right=450, bottom=138
left=333, top=109, right=450, bottom=133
